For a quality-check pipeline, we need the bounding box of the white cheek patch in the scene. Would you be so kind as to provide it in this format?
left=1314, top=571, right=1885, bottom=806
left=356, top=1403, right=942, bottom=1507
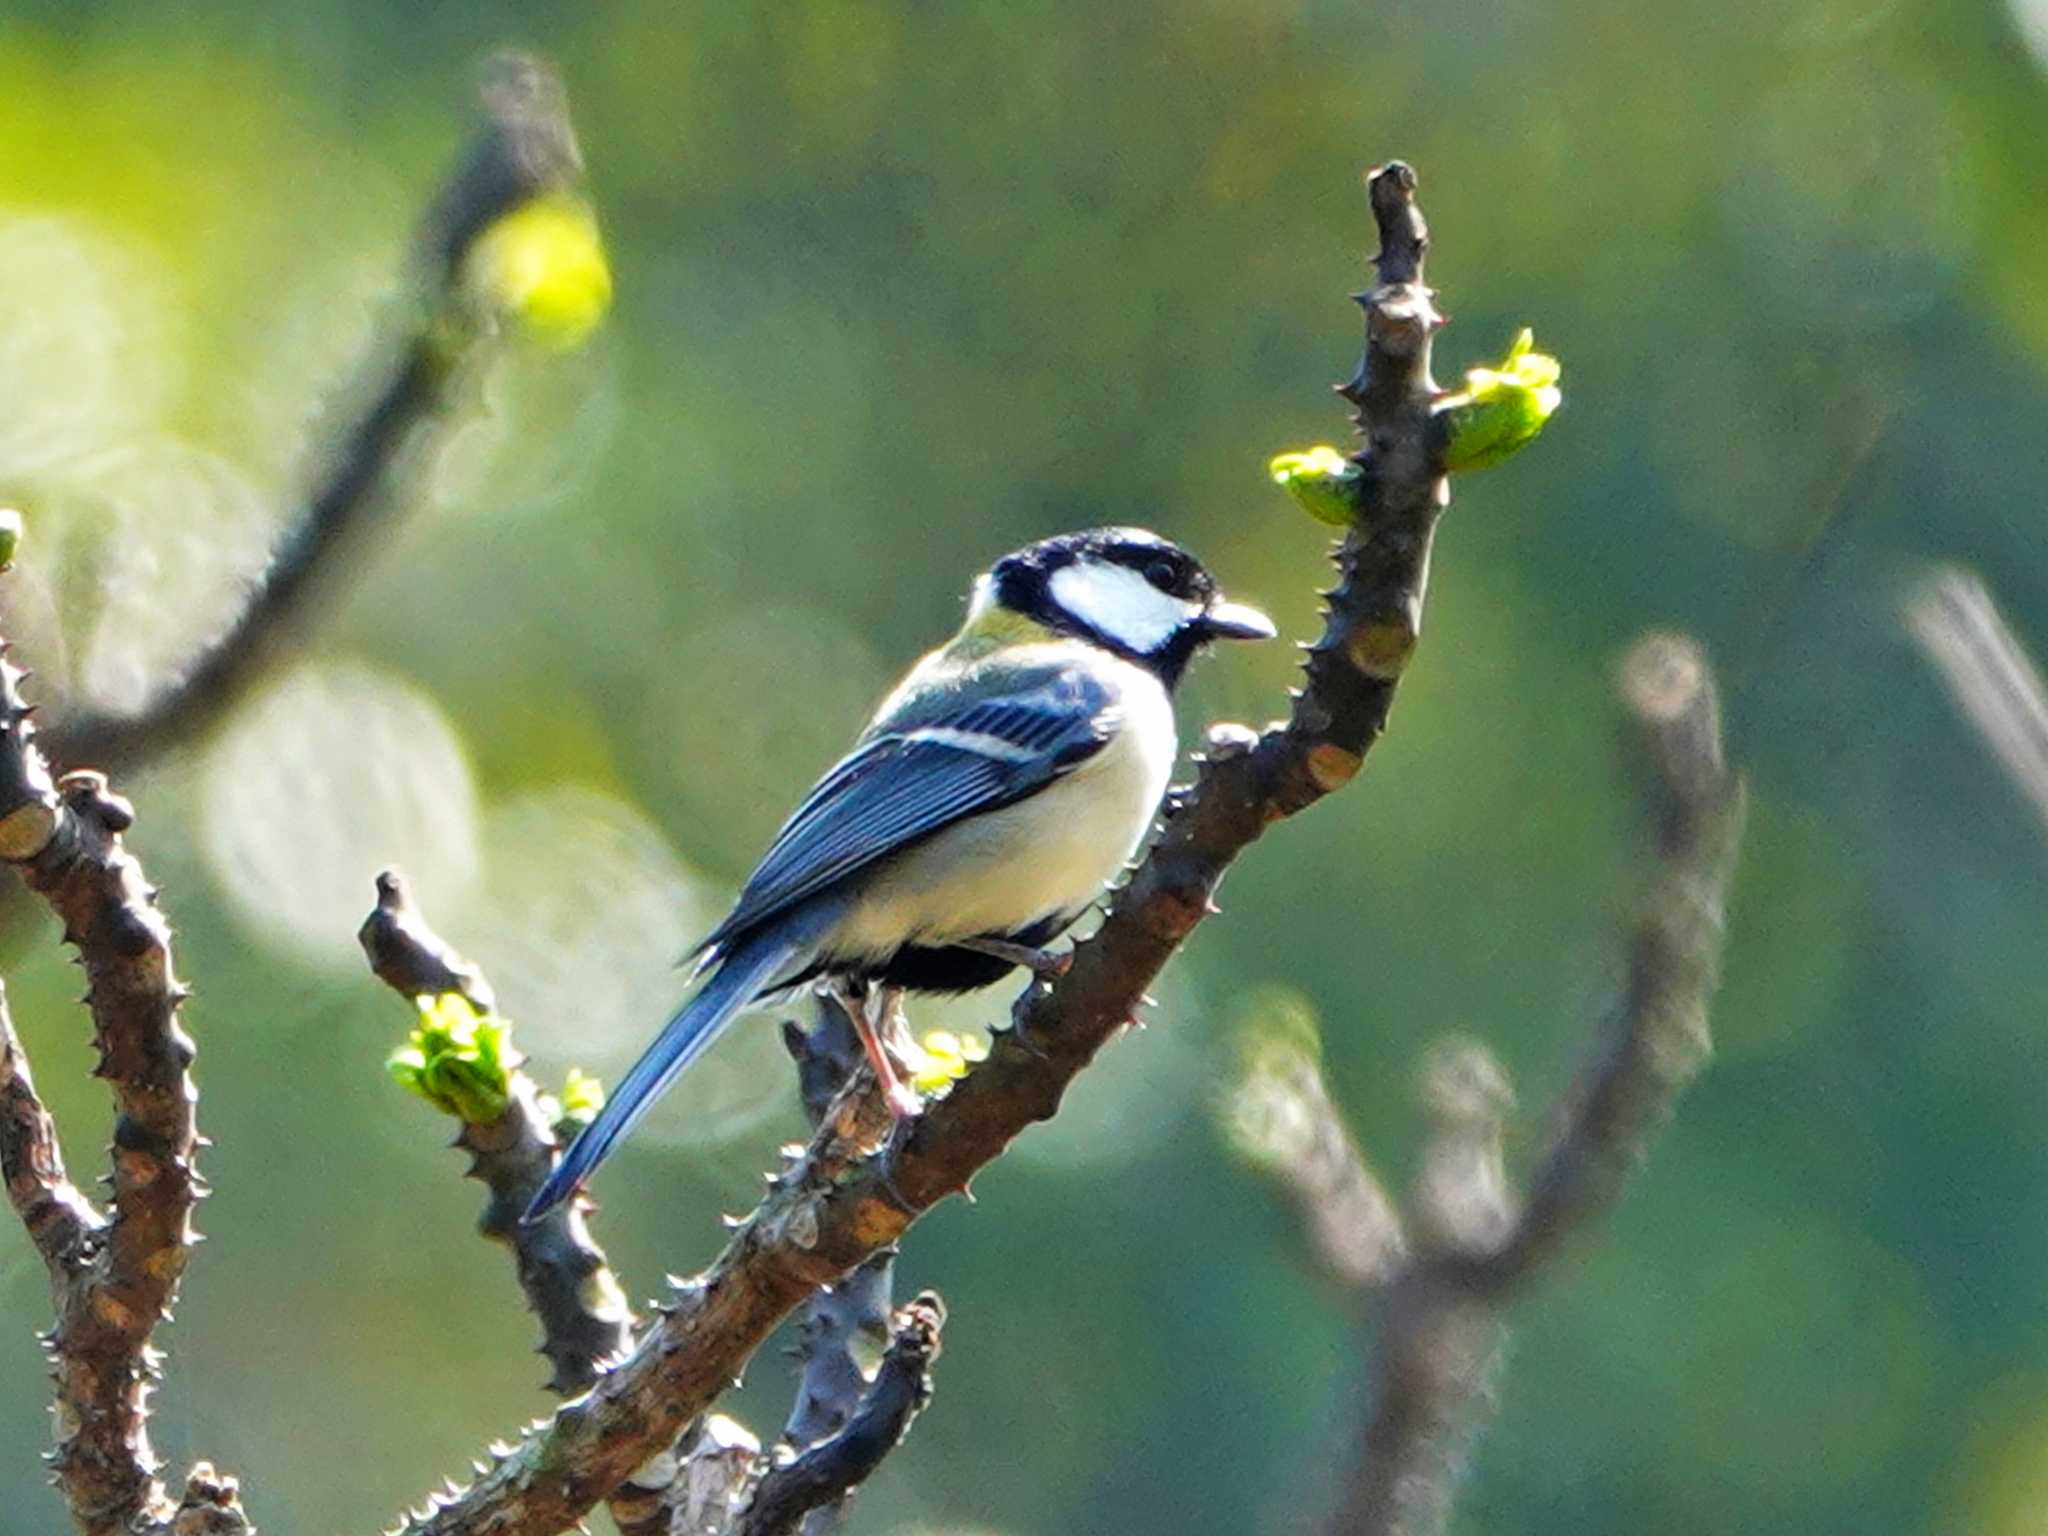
left=1048, top=561, right=1200, bottom=654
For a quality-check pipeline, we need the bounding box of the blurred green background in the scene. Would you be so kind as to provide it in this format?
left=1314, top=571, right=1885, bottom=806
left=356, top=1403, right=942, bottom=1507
left=0, top=1, right=2045, bottom=1532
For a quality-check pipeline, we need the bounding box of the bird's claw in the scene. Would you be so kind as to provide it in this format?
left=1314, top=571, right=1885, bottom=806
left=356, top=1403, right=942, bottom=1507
left=959, top=936, right=1073, bottom=979
left=884, top=1080, right=924, bottom=1120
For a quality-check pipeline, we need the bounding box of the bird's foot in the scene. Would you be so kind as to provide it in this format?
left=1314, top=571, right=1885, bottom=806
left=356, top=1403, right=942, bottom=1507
left=836, top=980, right=926, bottom=1123
left=883, top=1079, right=924, bottom=1120
left=958, top=936, right=1073, bottom=979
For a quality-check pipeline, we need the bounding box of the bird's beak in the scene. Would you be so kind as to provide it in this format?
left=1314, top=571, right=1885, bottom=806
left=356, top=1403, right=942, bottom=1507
left=1200, top=598, right=1278, bottom=641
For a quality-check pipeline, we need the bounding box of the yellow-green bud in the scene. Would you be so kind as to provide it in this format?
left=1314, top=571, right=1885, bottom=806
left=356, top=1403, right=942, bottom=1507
left=1437, top=328, right=1561, bottom=473
left=1268, top=446, right=1362, bottom=527
left=461, top=192, right=613, bottom=349
left=388, top=992, right=521, bottom=1123
left=558, top=1067, right=606, bottom=1127
left=0, top=510, right=21, bottom=570
left=910, top=1029, right=989, bottom=1094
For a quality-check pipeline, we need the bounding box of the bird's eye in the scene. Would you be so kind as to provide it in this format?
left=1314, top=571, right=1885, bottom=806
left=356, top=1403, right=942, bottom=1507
left=1144, top=558, right=1179, bottom=593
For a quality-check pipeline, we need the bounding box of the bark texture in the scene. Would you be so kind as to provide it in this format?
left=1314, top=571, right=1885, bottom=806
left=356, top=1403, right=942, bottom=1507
left=0, top=652, right=211, bottom=1536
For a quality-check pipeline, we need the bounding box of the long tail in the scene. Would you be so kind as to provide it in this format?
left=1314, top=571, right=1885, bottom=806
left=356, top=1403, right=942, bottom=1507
left=523, top=910, right=832, bottom=1223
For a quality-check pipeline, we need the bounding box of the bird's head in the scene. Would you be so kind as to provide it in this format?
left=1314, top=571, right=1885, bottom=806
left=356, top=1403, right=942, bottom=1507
left=981, top=527, right=1275, bottom=686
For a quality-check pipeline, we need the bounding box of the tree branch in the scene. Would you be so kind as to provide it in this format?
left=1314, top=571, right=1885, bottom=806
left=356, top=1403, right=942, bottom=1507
left=1227, top=1021, right=1407, bottom=1295
left=1326, top=633, right=1746, bottom=1536
left=770, top=1001, right=908, bottom=1536
left=42, top=51, right=585, bottom=779
left=378, top=158, right=1453, bottom=1536
left=1483, top=633, right=1742, bottom=1287
left=0, top=644, right=213, bottom=1536
left=0, top=973, right=103, bottom=1285
left=1904, top=566, right=2048, bottom=839
left=1329, top=1043, right=1515, bottom=1536
left=604, top=1006, right=929, bottom=1536
left=359, top=871, right=740, bottom=1536
left=358, top=869, right=632, bottom=1394
left=610, top=1416, right=761, bottom=1536
left=733, top=1292, right=946, bottom=1536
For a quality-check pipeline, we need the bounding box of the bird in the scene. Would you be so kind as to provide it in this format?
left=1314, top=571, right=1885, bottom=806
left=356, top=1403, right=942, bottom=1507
left=523, top=527, right=1274, bottom=1221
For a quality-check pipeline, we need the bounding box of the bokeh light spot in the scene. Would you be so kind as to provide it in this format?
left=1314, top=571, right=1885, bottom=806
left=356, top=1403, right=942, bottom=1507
left=633, top=604, right=888, bottom=874
left=203, top=662, right=481, bottom=966
left=0, top=215, right=177, bottom=481
left=447, top=787, right=781, bottom=1149
left=74, top=436, right=280, bottom=715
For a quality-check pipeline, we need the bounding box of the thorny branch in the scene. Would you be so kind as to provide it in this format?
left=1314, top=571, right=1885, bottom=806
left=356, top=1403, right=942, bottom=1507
left=41, top=51, right=585, bottom=779
left=0, top=980, right=100, bottom=1282
left=360, top=889, right=934, bottom=1536
left=771, top=1002, right=906, bottom=1536
left=377, top=159, right=1457, bottom=1536
left=358, top=872, right=708, bottom=1536
left=358, top=869, right=633, bottom=1395
left=0, top=647, right=241, bottom=1536
left=1237, top=633, right=1745, bottom=1536
left=733, top=1292, right=946, bottom=1536
left=0, top=54, right=590, bottom=1534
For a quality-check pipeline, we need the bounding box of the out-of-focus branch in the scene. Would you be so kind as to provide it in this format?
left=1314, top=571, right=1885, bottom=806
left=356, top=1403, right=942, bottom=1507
left=733, top=1293, right=946, bottom=1536
left=380, top=158, right=1455, bottom=1536
left=42, top=51, right=586, bottom=779
left=1484, top=633, right=1742, bottom=1287
left=0, top=641, right=218, bottom=1536
left=1904, top=566, right=2048, bottom=839
left=417, top=52, right=584, bottom=281
left=1311, top=633, right=1744, bottom=1536
left=1226, top=1019, right=1406, bottom=1294
left=1329, top=1044, right=1515, bottom=1536
left=358, top=869, right=631, bottom=1394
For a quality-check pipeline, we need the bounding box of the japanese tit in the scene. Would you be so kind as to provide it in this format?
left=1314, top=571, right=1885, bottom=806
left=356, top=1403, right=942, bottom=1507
left=525, top=528, right=1273, bottom=1220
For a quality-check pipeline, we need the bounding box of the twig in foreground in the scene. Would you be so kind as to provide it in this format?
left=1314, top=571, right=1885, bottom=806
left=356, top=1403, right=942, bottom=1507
left=772, top=1000, right=905, bottom=1536
left=734, top=1293, right=947, bottom=1536
left=0, top=980, right=101, bottom=1285
left=358, top=868, right=632, bottom=1393
left=361, top=875, right=938, bottom=1536
left=0, top=643, right=219, bottom=1535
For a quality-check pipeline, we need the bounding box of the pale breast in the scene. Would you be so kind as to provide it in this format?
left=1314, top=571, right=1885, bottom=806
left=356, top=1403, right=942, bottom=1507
left=825, top=656, right=1176, bottom=961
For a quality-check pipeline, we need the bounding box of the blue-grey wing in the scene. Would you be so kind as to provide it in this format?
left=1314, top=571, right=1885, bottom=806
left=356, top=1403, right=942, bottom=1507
left=692, top=671, right=1118, bottom=959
